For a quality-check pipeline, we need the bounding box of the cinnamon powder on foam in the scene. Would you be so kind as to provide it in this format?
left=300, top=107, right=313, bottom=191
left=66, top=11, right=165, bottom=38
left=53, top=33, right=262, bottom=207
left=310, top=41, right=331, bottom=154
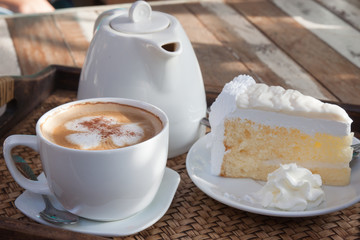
left=78, top=116, right=141, bottom=140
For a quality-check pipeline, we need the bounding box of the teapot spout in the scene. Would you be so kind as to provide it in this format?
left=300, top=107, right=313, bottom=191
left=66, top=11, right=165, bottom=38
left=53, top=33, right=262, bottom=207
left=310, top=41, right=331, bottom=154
left=145, top=39, right=182, bottom=58
left=161, top=42, right=181, bottom=55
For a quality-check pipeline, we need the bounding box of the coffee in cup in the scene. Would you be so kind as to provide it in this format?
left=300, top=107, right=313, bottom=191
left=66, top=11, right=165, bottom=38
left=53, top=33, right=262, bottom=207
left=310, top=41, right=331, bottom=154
left=41, top=102, right=163, bottom=150
left=3, top=98, right=169, bottom=221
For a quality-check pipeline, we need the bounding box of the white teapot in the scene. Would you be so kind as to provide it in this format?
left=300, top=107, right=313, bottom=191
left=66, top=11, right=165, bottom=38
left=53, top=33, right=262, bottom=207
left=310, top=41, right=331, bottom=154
left=77, top=1, right=206, bottom=157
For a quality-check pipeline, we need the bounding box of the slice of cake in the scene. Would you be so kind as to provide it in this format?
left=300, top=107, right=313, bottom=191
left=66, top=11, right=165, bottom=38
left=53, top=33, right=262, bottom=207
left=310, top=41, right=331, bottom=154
left=208, top=75, right=353, bottom=186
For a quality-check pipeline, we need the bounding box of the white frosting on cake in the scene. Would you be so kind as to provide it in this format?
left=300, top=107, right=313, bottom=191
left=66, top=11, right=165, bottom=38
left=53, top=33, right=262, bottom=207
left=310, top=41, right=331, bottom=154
left=208, top=75, right=352, bottom=175
left=209, top=75, right=255, bottom=129
left=236, top=82, right=352, bottom=123
left=245, top=163, right=325, bottom=211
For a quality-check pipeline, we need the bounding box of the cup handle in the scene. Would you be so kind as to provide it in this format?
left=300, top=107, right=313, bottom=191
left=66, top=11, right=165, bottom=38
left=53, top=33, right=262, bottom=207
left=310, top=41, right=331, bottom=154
left=3, top=135, right=51, bottom=195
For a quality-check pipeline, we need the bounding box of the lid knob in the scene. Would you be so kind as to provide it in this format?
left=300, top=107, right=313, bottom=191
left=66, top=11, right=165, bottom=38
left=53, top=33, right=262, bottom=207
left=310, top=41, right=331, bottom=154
left=110, top=0, right=170, bottom=34
left=129, top=1, right=152, bottom=23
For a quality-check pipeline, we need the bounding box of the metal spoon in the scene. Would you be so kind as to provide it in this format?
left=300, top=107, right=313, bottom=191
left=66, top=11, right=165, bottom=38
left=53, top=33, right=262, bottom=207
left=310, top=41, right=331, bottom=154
left=14, top=155, right=79, bottom=224
left=39, top=194, right=79, bottom=224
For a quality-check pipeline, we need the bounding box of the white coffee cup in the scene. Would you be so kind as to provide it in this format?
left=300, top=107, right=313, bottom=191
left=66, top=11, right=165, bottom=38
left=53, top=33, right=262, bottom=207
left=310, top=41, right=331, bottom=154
left=3, top=98, right=169, bottom=221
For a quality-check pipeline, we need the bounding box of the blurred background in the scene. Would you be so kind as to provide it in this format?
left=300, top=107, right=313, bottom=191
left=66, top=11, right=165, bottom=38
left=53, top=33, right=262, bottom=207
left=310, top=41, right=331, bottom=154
left=0, top=0, right=157, bottom=15
left=65, top=0, right=157, bottom=7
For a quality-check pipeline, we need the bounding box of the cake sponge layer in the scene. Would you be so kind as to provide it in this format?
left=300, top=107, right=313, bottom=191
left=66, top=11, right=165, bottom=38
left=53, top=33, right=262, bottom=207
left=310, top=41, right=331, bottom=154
left=221, top=118, right=353, bottom=186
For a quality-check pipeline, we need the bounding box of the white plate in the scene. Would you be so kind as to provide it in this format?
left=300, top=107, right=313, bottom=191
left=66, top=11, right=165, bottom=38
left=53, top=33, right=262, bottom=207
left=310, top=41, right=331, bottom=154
left=186, top=134, right=360, bottom=217
left=15, top=167, right=180, bottom=237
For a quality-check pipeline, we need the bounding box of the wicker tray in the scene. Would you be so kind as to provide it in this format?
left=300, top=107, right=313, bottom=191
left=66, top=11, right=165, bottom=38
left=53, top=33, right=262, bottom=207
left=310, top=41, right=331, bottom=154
left=0, top=67, right=359, bottom=239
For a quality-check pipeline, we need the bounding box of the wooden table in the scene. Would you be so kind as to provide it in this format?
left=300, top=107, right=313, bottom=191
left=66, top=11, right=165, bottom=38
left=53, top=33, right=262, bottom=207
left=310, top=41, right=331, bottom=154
left=0, top=0, right=359, bottom=239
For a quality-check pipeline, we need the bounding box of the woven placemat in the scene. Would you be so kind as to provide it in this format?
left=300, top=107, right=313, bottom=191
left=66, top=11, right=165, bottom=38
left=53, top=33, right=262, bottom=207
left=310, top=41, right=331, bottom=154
left=0, top=90, right=359, bottom=239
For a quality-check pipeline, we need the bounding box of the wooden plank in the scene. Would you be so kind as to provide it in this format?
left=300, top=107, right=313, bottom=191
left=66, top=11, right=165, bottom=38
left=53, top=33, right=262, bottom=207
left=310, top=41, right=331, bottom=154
left=153, top=4, right=251, bottom=93
left=186, top=1, right=336, bottom=101
left=5, top=15, right=75, bottom=75
left=316, top=0, right=360, bottom=31
left=54, top=11, right=98, bottom=67
left=227, top=0, right=360, bottom=104
left=0, top=19, right=21, bottom=76
left=273, top=0, right=360, bottom=69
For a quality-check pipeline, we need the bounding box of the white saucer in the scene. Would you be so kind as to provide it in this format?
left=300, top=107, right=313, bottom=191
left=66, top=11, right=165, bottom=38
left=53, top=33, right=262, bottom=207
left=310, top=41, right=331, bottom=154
left=186, top=134, right=360, bottom=217
left=15, top=167, right=180, bottom=237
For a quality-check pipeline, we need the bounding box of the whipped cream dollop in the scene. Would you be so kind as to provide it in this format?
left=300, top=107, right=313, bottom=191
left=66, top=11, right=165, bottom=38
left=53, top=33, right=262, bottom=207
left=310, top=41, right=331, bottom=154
left=245, top=164, right=325, bottom=211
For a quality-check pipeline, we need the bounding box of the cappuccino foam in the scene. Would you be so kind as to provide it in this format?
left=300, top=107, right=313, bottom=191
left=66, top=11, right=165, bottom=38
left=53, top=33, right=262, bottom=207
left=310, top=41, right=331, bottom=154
left=41, top=102, right=163, bottom=150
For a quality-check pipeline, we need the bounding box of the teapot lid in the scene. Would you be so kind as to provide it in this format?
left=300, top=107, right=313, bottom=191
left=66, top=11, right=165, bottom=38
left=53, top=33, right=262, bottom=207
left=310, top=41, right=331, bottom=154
left=110, top=1, right=170, bottom=34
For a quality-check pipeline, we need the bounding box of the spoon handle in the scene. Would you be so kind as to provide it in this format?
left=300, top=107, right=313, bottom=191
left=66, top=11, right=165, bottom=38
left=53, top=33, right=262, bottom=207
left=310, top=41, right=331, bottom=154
left=13, top=155, right=38, bottom=181
left=14, top=155, right=57, bottom=209
left=13, top=155, right=79, bottom=224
